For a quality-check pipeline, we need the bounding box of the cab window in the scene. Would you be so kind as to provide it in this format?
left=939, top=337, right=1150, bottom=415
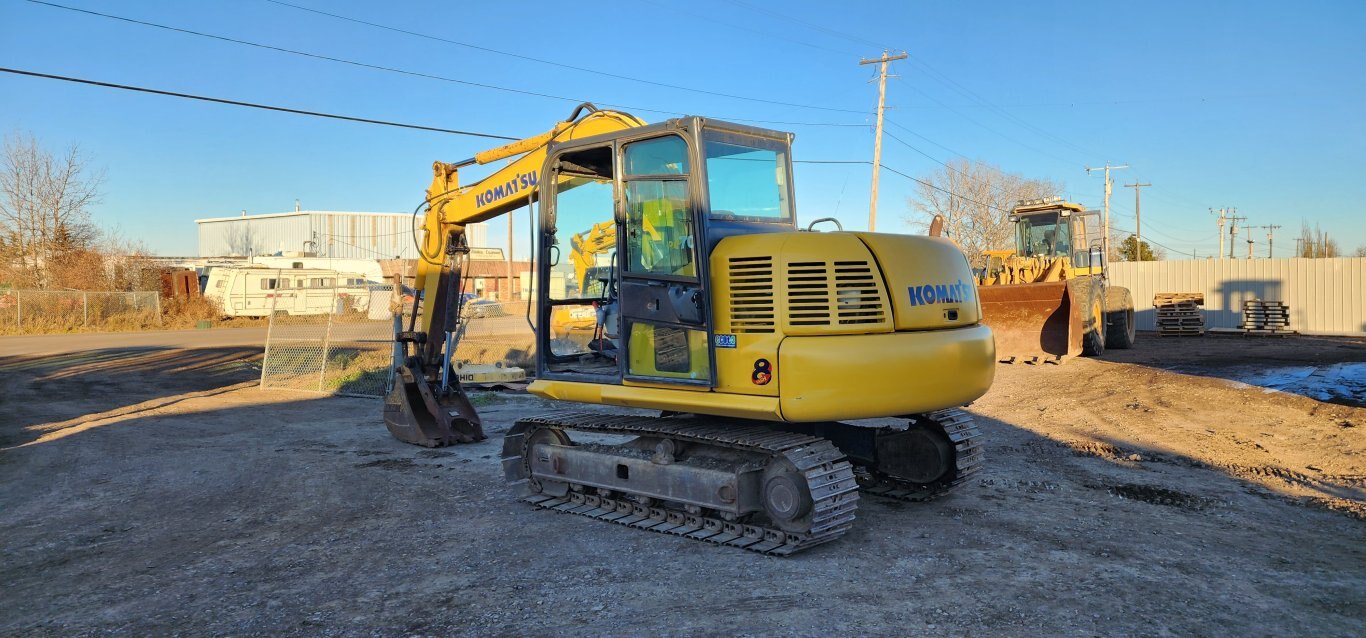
left=622, top=136, right=695, bottom=278
left=703, top=130, right=791, bottom=221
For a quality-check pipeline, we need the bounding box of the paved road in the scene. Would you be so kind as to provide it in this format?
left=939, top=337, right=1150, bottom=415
left=0, top=327, right=269, bottom=357
left=0, top=313, right=533, bottom=358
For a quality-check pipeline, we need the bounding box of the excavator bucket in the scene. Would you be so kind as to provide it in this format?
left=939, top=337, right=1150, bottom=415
left=978, top=281, right=1084, bottom=364
left=383, top=359, right=486, bottom=447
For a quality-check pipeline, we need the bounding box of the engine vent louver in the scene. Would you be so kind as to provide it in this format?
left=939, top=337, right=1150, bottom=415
left=727, top=256, right=775, bottom=333
left=785, top=260, right=887, bottom=327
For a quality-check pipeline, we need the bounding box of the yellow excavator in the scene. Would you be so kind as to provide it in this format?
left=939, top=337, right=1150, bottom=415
left=385, top=103, right=997, bottom=554
left=546, top=220, right=617, bottom=346
left=977, top=199, right=1136, bottom=363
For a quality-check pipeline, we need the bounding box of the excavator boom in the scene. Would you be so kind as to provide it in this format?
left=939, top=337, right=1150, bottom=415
left=385, top=104, right=646, bottom=447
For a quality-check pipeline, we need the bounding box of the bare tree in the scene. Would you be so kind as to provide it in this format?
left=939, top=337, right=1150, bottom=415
left=1297, top=220, right=1340, bottom=258
left=905, top=159, right=1060, bottom=265
left=0, top=132, right=104, bottom=287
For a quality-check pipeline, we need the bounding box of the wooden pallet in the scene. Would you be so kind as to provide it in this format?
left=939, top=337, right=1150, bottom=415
left=1238, top=300, right=1294, bottom=335
left=1154, top=292, right=1205, bottom=337
left=1158, top=328, right=1206, bottom=337
left=1154, top=292, right=1205, bottom=305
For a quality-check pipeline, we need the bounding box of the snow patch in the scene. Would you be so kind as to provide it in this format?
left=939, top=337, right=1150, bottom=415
left=1226, top=363, right=1366, bottom=405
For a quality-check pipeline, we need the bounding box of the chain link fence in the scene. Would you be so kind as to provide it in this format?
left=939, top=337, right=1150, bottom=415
left=453, top=300, right=536, bottom=368
left=0, top=290, right=161, bottom=334
left=260, top=282, right=398, bottom=397
left=259, top=286, right=537, bottom=398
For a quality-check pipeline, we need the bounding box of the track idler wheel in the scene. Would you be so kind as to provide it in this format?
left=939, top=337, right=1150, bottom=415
left=762, top=458, right=814, bottom=533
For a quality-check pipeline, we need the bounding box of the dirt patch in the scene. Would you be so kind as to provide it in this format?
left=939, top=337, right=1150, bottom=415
left=353, top=458, right=421, bottom=470
left=1092, top=482, right=1209, bottom=509
left=0, top=334, right=1363, bottom=636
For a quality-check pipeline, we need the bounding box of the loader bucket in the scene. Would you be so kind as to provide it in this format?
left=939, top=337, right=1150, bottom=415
left=978, top=281, right=1084, bottom=364
left=383, top=359, right=486, bottom=447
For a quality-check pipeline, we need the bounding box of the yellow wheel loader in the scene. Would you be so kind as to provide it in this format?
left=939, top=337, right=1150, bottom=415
left=977, top=199, right=1136, bottom=364
left=385, top=103, right=997, bottom=554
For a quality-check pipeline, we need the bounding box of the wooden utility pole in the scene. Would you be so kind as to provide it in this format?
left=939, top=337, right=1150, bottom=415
left=1211, top=208, right=1228, bottom=258
left=1252, top=224, right=1281, bottom=258
left=860, top=50, right=907, bottom=232
left=1226, top=209, right=1246, bottom=259
left=1086, top=164, right=1128, bottom=259
left=1123, top=181, right=1151, bottom=260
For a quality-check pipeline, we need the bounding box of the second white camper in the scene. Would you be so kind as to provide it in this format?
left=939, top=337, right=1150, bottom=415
left=204, top=266, right=372, bottom=317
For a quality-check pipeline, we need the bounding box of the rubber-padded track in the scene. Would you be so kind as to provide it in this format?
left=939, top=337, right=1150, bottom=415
left=857, top=408, right=983, bottom=501
left=502, top=411, right=860, bottom=556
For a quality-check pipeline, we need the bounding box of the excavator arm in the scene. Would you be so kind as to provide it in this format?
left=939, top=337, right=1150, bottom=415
left=386, top=103, right=646, bottom=447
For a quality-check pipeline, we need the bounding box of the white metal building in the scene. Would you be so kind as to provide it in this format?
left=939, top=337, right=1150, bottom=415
left=196, top=210, right=488, bottom=259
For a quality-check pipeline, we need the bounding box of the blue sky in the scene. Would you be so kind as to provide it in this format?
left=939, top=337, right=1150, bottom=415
left=2, top=0, right=1363, bottom=258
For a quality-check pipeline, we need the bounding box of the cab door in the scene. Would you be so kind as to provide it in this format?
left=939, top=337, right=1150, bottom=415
left=616, top=135, right=713, bottom=386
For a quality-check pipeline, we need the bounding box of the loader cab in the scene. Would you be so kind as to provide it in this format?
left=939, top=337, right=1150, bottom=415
left=1009, top=200, right=1104, bottom=273
left=537, top=117, right=797, bottom=388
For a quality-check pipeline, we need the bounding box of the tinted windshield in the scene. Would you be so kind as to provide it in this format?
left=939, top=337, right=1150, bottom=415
left=703, top=131, right=792, bottom=222
left=1016, top=213, right=1071, bottom=258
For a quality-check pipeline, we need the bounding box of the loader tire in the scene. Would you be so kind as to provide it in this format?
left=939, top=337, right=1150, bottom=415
left=1082, top=292, right=1106, bottom=357
left=1104, top=287, right=1136, bottom=350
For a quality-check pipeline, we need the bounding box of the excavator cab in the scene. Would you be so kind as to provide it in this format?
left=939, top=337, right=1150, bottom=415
left=537, top=119, right=795, bottom=386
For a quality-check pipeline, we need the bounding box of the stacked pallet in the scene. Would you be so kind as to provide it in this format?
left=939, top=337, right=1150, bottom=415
left=1153, top=292, right=1205, bottom=336
left=1240, top=300, right=1293, bottom=336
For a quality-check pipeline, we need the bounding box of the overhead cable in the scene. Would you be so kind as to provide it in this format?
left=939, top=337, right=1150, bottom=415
left=25, top=0, right=871, bottom=120
left=3, top=66, right=1007, bottom=217
left=0, top=67, right=520, bottom=140
left=260, top=0, right=869, bottom=115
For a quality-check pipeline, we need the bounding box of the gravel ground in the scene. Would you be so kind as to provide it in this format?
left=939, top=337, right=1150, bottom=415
left=1, top=335, right=1363, bottom=637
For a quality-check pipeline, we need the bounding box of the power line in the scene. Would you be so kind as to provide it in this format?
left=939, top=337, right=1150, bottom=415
left=881, top=128, right=1018, bottom=202
left=877, top=164, right=1008, bottom=213
left=0, top=67, right=520, bottom=140
left=893, top=77, right=1081, bottom=168
left=25, top=0, right=871, bottom=119
left=639, top=0, right=856, bottom=57
left=885, top=118, right=974, bottom=161
left=723, top=0, right=891, bottom=52
left=901, top=57, right=1105, bottom=161
left=1, top=66, right=999, bottom=216
left=1111, top=224, right=1184, bottom=257
left=796, top=159, right=1008, bottom=213
left=260, top=0, right=868, bottom=115
left=716, top=1, right=1106, bottom=164
left=19, top=0, right=669, bottom=118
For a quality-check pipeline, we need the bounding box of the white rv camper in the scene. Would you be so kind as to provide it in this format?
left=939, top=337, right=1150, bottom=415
left=203, top=266, right=371, bottom=317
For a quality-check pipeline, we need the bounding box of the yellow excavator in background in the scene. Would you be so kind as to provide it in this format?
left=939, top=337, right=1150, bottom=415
left=977, top=198, right=1136, bottom=363
left=547, top=220, right=617, bottom=346
left=385, top=103, right=997, bottom=554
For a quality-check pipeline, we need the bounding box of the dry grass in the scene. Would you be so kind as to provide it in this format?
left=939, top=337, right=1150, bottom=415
left=0, top=294, right=260, bottom=336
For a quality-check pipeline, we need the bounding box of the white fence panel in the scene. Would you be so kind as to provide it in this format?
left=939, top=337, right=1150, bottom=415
left=1107, top=258, right=1366, bottom=336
